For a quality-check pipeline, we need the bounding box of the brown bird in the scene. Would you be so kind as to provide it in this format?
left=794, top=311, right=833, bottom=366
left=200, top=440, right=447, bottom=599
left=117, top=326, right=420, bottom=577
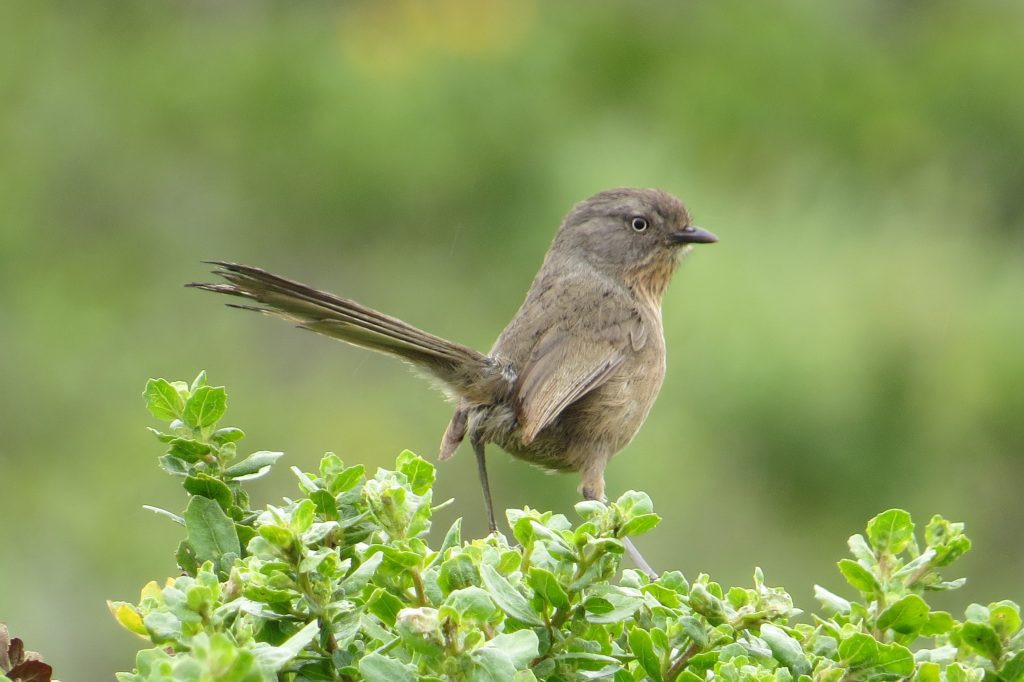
left=190, top=187, right=717, bottom=576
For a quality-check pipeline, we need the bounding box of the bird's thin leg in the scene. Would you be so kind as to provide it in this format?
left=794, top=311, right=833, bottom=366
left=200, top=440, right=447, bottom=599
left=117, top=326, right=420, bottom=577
left=621, top=538, right=658, bottom=581
left=581, top=482, right=658, bottom=580
left=471, top=436, right=498, bottom=534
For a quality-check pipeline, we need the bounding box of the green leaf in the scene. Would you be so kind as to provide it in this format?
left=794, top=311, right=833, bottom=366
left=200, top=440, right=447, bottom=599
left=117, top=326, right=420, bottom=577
left=254, top=620, right=320, bottom=669
left=182, top=385, right=227, bottom=430
left=327, top=463, right=365, bottom=495
left=176, top=540, right=198, bottom=575
left=438, top=554, right=479, bottom=593
left=874, top=642, right=915, bottom=679
left=367, top=588, right=405, bottom=626
left=258, top=524, right=294, bottom=548
left=690, top=583, right=727, bottom=624
left=212, top=426, right=245, bottom=444
left=760, top=624, right=811, bottom=676
left=469, top=648, right=517, bottom=682
left=926, top=577, right=967, bottom=592
left=397, top=450, right=434, bottom=495
left=167, top=437, right=211, bottom=463
left=310, top=489, right=339, bottom=521
left=916, top=662, right=941, bottom=682
left=893, top=548, right=935, bottom=583
left=878, top=594, right=930, bottom=635
left=144, top=378, right=185, bottom=421
left=1000, top=652, right=1024, bottom=682
left=627, top=628, right=662, bottom=681
left=396, top=607, right=444, bottom=658
left=553, top=651, right=620, bottom=671
left=675, top=673, right=704, bottom=682
left=838, top=559, right=880, bottom=595
left=924, top=515, right=963, bottom=546
left=183, top=473, right=233, bottom=511
left=433, top=517, right=462, bottom=562
left=358, top=653, right=416, bottom=682
left=620, top=513, right=661, bottom=537
left=945, top=663, right=971, bottom=682
left=644, top=581, right=682, bottom=608
left=839, top=633, right=879, bottom=667
left=528, top=567, right=570, bottom=609
left=158, top=454, right=190, bottom=476
left=960, top=621, right=1002, bottom=661
left=926, top=515, right=972, bottom=567
left=989, top=601, right=1022, bottom=638
left=147, top=427, right=175, bottom=443
left=679, top=616, right=708, bottom=648
left=575, top=499, right=606, bottom=519
left=341, top=552, right=384, bottom=594
left=480, top=563, right=544, bottom=626
left=583, top=585, right=643, bottom=624
left=445, top=586, right=499, bottom=624
left=224, top=450, right=283, bottom=480
left=142, top=610, right=182, bottom=645
left=512, top=672, right=539, bottom=682
left=814, top=585, right=852, bottom=614
left=189, top=370, right=207, bottom=392
left=235, top=523, right=256, bottom=549
left=368, top=545, right=422, bottom=570
left=839, top=635, right=914, bottom=680
left=290, top=498, right=316, bottom=534
left=184, top=495, right=241, bottom=567
left=616, top=490, right=655, bottom=517
left=142, top=505, right=185, bottom=526
left=510, top=514, right=536, bottom=547
left=866, top=509, right=914, bottom=555
left=922, top=610, right=956, bottom=636
left=848, top=534, right=876, bottom=564
left=487, top=630, right=539, bottom=669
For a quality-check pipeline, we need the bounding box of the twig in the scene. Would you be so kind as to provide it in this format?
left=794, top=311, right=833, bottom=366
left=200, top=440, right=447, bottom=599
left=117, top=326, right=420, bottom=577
left=666, top=642, right=702, bottom=680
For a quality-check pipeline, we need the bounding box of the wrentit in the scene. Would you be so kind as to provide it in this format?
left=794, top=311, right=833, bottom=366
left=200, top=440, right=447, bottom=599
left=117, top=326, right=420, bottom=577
left=191, top=187, right=717, bottom=575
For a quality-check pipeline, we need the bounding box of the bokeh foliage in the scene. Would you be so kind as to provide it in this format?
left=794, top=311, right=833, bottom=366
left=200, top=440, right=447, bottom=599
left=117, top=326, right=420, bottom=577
left=1, top=0, right=1022, bottom=677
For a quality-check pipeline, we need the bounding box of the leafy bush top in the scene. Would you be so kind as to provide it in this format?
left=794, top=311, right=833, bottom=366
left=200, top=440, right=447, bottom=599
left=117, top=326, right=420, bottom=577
left=103, top=374, right=1024, bottom=682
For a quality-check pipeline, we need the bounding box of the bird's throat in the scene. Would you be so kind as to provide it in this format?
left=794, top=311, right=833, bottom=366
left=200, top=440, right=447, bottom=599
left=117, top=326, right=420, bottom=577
left=624, top=250, right=684, bottom=304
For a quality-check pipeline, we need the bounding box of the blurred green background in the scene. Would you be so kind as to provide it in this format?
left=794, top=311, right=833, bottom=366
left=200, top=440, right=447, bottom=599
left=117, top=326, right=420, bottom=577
left=2, top=0, right=1023, bottom=676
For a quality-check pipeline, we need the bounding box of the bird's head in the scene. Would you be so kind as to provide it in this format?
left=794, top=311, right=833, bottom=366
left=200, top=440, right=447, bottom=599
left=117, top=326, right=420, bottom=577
left=552, top=187, right=717, bottom=297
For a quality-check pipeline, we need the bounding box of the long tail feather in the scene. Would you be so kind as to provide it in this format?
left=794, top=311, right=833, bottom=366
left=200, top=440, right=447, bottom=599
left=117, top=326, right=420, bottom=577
left=189, top=262, right=491, bottom=395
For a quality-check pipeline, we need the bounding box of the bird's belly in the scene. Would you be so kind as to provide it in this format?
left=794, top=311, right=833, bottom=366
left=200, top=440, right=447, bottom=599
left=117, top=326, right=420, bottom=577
left=567, top=363, right=665, bottom=453
left=473, top=356, right=665, bottom=473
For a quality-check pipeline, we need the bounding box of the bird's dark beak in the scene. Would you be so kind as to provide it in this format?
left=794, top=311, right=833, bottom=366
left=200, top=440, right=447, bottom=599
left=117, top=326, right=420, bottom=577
left=669, top=225, right=718, bottom=244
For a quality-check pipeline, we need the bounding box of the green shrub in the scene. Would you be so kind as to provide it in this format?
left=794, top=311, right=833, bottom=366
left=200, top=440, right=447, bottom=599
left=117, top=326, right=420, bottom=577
left=106, top=374, right=1024, bottom=682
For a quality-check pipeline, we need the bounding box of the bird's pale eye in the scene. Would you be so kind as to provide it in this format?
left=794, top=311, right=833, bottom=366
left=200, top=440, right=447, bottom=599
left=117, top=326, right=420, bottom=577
left=630, top=216, right=649, bottom=232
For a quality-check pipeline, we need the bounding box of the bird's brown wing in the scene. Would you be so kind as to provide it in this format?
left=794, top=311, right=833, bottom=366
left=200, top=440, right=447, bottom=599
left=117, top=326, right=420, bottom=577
left=515, top=311, right=647, bottom=445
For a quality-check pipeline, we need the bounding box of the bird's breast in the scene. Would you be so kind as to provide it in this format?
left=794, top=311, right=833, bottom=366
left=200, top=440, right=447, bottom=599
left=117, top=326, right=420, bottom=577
left=470, top=342, right=666, bottom=473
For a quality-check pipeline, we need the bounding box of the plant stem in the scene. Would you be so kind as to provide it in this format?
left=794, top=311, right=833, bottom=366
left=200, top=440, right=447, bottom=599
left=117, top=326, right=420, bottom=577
left=905, top=560, right=934, bottom=589
left=520, top=542, right=533, bottom=574
left=666, top=642, right=702, bottom=680
left=410, top=568, right=427, bottom=606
